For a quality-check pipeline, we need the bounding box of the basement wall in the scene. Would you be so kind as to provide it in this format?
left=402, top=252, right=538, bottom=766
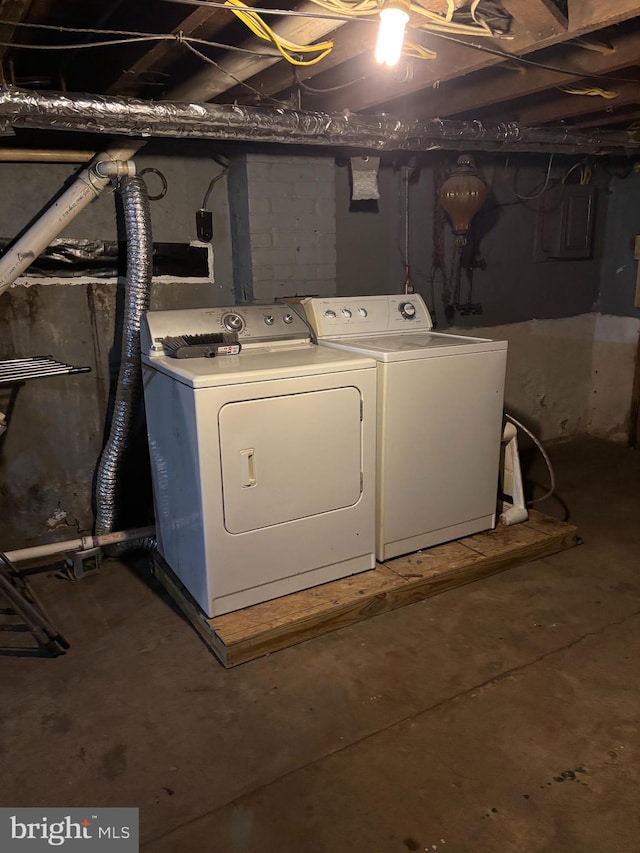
left=336, top=157, right=605, bottom=327
left=0, top=152, right=236, bottom=549
left=337, top=157, right=640, bottom=447
left=452, top=313, right=637, bottom=445
left=598, top=170, right=640, bottom=318
left=0, top=149, right=638, bottom=548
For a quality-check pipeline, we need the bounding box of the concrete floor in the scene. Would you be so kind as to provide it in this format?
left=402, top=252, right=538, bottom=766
left=1, top=436, right=639, bottom=852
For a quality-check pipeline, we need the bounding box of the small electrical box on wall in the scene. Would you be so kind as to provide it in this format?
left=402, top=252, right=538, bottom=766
left=534, top=185, right=596, bottom=261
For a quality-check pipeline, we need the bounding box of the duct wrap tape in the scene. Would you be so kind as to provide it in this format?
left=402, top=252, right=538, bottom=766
left=350, top=156, right=381, bottom=200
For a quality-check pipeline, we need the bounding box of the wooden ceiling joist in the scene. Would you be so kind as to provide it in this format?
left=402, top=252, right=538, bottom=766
left=509, top=79, right=640, bottom=126
left=166, top=1, right=347, bottom=102
left=501, top=0, right=567, bottom=40
left=311, top=0, right=640, bottom=113
left=403, top=25, right=640, bottom=121
left=0, top=0, right=32, bottom=62
left=223, top=20, right=375, bottom=103
left=107, top=6, right=230, bottom=95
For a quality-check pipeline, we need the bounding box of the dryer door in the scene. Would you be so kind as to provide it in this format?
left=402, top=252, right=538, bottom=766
left=219, top=387, right=362, bottom=534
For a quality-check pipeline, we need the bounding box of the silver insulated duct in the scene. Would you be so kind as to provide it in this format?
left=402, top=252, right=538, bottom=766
left=94, top=175, right=152, bottom=534
left=1, top=87, right=639, bottom=155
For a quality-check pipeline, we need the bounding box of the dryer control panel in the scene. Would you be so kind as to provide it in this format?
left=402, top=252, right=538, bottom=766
left=302, top=294, right=434, bottom=339
left=142, top=304, right=309, bottom=357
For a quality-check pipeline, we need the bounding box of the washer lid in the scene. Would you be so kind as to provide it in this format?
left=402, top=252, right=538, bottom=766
left=142, top=342, right=376, bottom=388
left=320, top=332, right=507, bottom=362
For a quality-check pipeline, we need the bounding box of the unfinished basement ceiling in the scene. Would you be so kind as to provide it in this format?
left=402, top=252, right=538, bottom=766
left=0, top=0, right=639, bottom=143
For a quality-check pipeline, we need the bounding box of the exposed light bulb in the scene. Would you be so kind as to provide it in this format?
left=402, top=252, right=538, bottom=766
left=375, top=3, right=410, bottom=67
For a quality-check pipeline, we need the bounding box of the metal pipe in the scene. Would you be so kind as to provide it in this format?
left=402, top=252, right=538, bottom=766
left=94, top=175, right=153, bottom=534
left=0, top=140, right=143, bottom=294
left=0, top=148, right=95, bottom=162
left=4, top=525, right=156, bottom=563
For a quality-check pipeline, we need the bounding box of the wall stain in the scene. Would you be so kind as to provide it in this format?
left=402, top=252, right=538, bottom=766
left=41, top=712, right=72, bottom=735
left=100, top=743, right=128, bottom=782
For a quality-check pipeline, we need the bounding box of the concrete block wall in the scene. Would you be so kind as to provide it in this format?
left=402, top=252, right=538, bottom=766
left=453, top=313, right=640, bottom=445
left=229, top=154, right=336, bottom=302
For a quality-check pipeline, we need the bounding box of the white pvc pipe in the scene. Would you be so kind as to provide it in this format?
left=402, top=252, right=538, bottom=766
left=0, top=141, right=143, bottom=294
left=4, top=525, right=155, bottom=564
left=94, top=159, right=137, bottom=178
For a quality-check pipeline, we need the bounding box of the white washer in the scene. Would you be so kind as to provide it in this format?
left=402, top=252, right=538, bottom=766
left=303, top=294, right=508, bottom=561
left=141, top=304, right=376, bottom=617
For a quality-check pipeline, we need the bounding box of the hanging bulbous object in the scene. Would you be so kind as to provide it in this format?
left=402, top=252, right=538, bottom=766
left=439, top=154, right=487, bottom=248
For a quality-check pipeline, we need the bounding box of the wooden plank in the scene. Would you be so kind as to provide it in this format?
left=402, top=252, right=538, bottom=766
left=509, top=79, right=640, bottom=126
left=501, top=0, right=567, bottom=39
left=575, top=107, right=640, bottom=129
left=223, top=524, right=578, bottom=667
left=314, top=0, right=640, bottom=113
left=167, top=1, right=347, bottom=102
left=404, top=26, right=640, bottom=121
left=223, top=21, right=375, bottom=102
left=153, top=558, right=230, bottom=665
left=107, top=6, right=233, bottom=95
left=0, top=0, right=33, bottom=62
left=153, top=512, right=578, bottom=668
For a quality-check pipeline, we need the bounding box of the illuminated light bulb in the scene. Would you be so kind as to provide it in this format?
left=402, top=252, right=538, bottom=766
left=375, top=0, right=410, bottom=67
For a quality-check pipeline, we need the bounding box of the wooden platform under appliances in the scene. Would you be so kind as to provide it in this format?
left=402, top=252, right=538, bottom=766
left=153, top=510, right=579, bottom=668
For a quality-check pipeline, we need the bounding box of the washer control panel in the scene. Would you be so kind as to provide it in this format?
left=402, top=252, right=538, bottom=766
left=303, top=294, right=433, bottom=338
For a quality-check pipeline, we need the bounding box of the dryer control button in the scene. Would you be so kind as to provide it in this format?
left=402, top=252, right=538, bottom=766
left=358, top=308, right=368, bottom=317
left=324, top=309, right=337, bottom=318
left=264, top=315, right=275, bottom=325
left=342, top=308, right=352, bottom=318
left=223, top=312, right=244, bottom=332
left=283, top=313, right=294, bottom=324
left=399, top=301, right=416, bottom=319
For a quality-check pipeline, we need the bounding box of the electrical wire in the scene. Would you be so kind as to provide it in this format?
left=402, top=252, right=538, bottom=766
left=181, top=40, right=288, bottom=104
left=285, top=300, right=317, bottom=343
left=160, top=0, right=511, bottom=38
left=513, top=153, right=554, bottom=200
left=223, top=0, right=333, bottom=67
left=0, top=0, right=509, bottom=72
left=0, top=32, right=280, bottom=58
left=559, top=85, right=619, bottom=99
left=504, top=412, right=556, bottom=504
left=561, top=160, right=592, bottom=185
left=0, top=36, right=164, bottom=50
left=430, top=30, right=640, bottom=86
left=294, top=67, right=366, bottom=94
left=162, top=0, right=379, bottom=25
left=202, top=155, right=230, bottom=208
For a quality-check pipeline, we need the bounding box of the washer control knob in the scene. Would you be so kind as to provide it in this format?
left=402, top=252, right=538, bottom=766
left=342, top=308, right=352, bottom=318
left=324, top=309, right=337, bottom=318
left=283, top=313, right=294, bottom=324
left=223, top=312, right=244, bottom=332
left=264, top=315, right=275, bottom=325
left=358, top=308, right=368, bottom=317
left=400, top=301, right=416, bottom=319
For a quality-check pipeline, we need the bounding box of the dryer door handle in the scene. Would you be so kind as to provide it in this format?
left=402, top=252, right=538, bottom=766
left=240, top=448, right=256, bottom=488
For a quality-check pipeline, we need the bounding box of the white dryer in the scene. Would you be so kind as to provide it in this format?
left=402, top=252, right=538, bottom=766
left=141, top=304, right=376, bottom=617
left=303, top=294, right=507, bottom=561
